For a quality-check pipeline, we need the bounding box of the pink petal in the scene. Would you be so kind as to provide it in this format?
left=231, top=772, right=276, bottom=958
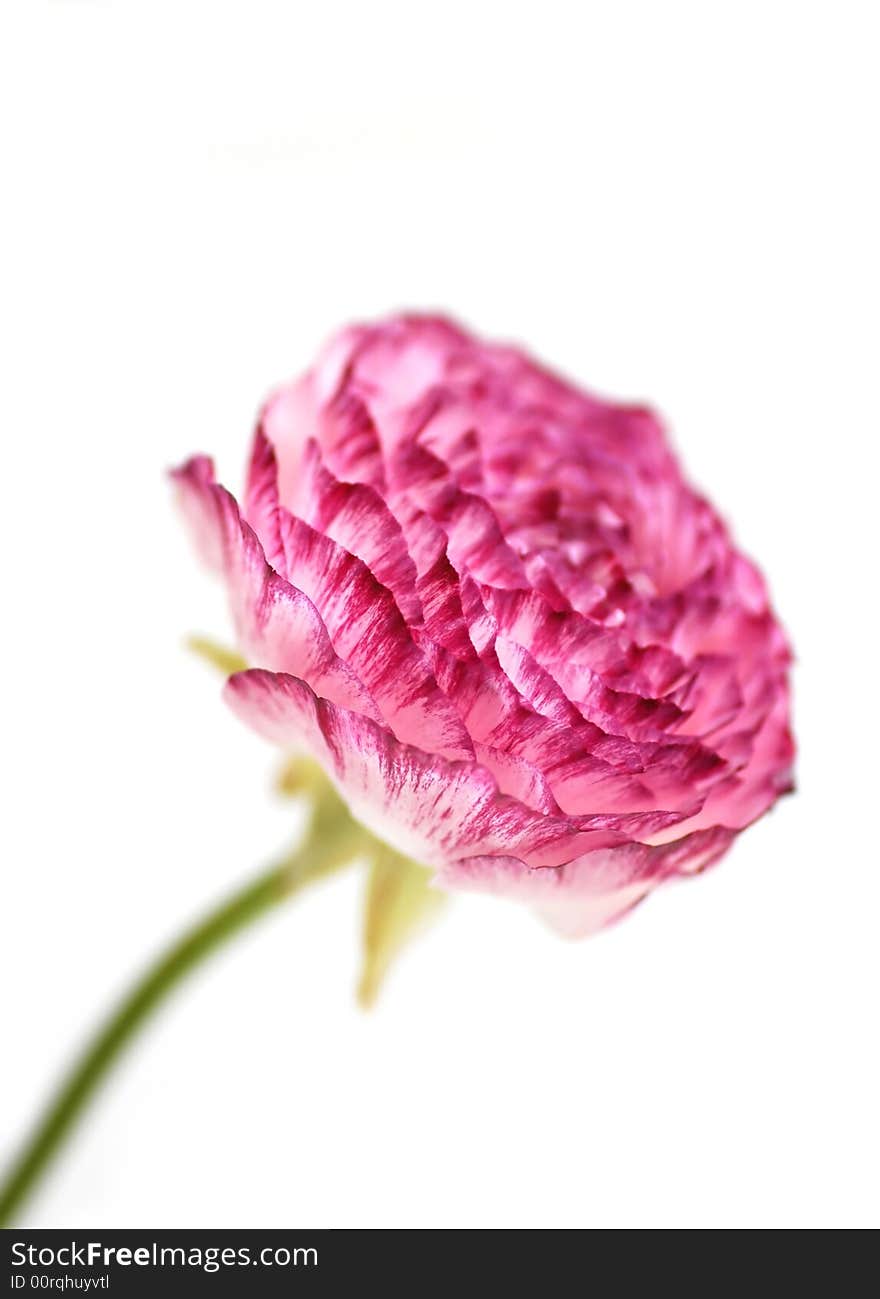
left=225, top=668, right=693, bottom=868
left=172, top=457, right=380, bottom=721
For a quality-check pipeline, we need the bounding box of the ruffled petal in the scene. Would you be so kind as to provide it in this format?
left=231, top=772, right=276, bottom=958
left=172, top=457, right=380, bottom=720
left=440, top=826, right=736, bottom=937
left=225, top=668, right=695, bottom=869
left=273, top=509, right=472, bottom=761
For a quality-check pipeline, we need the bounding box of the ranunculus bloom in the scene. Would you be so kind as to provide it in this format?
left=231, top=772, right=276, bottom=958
left=174, top=315, right=794, bottom=936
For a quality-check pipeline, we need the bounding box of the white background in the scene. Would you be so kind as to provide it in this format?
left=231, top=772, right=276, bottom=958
left=2, top=1, right=878, bottom=1229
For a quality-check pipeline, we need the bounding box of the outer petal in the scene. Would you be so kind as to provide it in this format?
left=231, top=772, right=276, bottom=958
left=172, top=456, right=380, bottom=721
left=440, top=825, right=736, bottom=938
left=224, top=668, right=694, bottom=869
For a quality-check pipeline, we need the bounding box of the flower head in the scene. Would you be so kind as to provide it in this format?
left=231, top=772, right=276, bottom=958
left=174, top=315, right=793, bottom=935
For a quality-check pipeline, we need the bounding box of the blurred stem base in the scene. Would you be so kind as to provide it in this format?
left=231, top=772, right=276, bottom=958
left=0, top=758, right=446, bottom=1226
left=0, top=786, right=358, bottom=1228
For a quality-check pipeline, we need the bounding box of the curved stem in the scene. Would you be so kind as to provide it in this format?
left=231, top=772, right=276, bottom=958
left=0, top=846, right=337, bottom=1226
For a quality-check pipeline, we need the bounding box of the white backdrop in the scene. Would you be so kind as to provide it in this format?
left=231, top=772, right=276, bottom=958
left=2, top=1, right=877, bottom=1229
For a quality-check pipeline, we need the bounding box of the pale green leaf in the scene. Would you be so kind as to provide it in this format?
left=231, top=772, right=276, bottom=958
left=358, top=848, right=446, bottom=1008
left=186, top=635, right=248, bottom=676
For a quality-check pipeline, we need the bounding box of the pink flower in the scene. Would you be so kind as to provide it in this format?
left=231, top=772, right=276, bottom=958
left=174, top=315, right=794, bottom=936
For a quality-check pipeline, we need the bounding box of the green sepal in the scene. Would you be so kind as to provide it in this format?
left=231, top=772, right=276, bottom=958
left=358, top=847, right=446, bottom=1009
left=186, top=635, right=248, bottom=676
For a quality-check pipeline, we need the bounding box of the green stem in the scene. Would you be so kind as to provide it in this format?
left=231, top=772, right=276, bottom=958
left=0, top=848, right=332, bottom=1226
